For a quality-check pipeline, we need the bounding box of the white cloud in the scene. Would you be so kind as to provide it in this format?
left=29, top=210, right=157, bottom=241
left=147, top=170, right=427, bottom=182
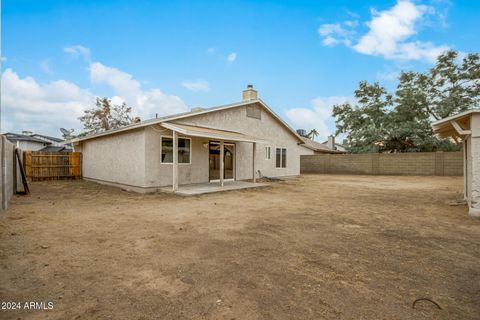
left=89, top=62, right=188, bottom=119
left=1, top=68, right=93, bottom=136
left=319, top=0, right=450, bottom=62
left=2, top=46, right=190, bottom=136
left=285, top=96, right=353, bottom=140
left=206, top=47, right=216, bottom=55
left=181, top=80, right=210, bottom=92
left=227, top=52, right=237, bottom=62
left=64, top=45, right=91, bottom=61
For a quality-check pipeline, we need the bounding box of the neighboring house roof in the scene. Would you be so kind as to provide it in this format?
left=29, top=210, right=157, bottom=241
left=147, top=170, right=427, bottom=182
left=321, top=140, right=345, bottom=148
left=32, top=134, right=64, bottom=143
left=39, top=146, right=73, bottom=152
left=432, top=109, right=480, bottom=139
left=3, top=132, right=51, bottom=144
left=300, top=137, right=343, bottom=153
left=71, top=99, right=305, bottom=144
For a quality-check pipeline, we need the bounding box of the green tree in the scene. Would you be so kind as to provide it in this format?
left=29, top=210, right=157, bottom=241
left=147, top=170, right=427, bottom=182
left=333, top=81, right=392, bottom=153
left=79, top=97, right=132, bottom=134
left=333, top=50, right=480, bottom=153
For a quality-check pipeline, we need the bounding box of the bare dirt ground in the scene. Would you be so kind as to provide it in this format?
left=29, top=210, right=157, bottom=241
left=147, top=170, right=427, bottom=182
left=0, top=175, right=479, bottom=320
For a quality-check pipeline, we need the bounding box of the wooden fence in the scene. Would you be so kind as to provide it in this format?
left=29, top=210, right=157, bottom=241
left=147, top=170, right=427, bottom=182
left=23, top=151, right=82, bottom=181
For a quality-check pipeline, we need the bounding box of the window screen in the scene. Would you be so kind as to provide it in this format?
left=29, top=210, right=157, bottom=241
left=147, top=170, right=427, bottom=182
left=265, top=146, right=271, bottom=160
left=161, top=137, right=191, bottom=163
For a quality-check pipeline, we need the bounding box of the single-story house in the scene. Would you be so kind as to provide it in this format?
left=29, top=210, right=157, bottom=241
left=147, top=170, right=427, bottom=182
left=3, top=132, right=51, bottom=151
left=432, top=109, right=480, bottom=217
left=299, top=136, right=345, bottom=155
left=322, top=135, right=347, bottom=152
left=31, top=133, right=66, bottom=147
left=39, top=145, right=73, bottom=152
left=72, top=85, right=310, bottom=193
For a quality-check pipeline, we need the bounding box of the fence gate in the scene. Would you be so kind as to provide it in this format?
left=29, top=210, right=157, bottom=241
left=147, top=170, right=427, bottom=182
left=23, top=151, right=82, bottom=181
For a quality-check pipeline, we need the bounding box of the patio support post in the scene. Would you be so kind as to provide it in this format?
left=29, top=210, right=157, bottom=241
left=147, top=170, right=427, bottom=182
left=172, top=130, right=178, bottom=192
left=220, top=140, right=224, bottom=187
left=252, top=142, right=256, bottom=183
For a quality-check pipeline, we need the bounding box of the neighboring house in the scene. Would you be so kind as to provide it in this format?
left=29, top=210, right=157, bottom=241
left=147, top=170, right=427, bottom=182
left=72, top=86, right=309, bottom=193
left=31, top=133, right=65, bottom=147
left=3, top=132, right=51, bottom=151
left=39, top=145, right=73, bottom=152
left=3, top=132, right=69, bottom=151
left=299, top=137, right=344, bottom=155
left=321, top=135, right=347, bottom=152
left=432, top=109, right=480, bottom=217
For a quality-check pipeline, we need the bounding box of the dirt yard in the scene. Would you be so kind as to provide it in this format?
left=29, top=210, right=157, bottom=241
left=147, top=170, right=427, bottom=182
left=0, top=175, right=479, bottom=320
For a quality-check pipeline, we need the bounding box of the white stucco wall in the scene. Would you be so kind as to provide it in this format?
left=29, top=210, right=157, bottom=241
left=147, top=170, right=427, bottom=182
left=468, top=114, right=480, bottom=216
left=82, top=128, right=146, bottom=189
left=298, top=145, right=315, bottom=156
left=144, top=126, right=209, bottom=187
left=15, top=141, right=46, bottom=151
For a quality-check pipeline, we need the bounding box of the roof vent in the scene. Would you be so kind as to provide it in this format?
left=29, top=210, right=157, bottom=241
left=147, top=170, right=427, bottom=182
left=191, top=107, right=205, bottom=112
left=22, top=131, right=33, bottom=136
left=242, top=84, right=258, bottom=101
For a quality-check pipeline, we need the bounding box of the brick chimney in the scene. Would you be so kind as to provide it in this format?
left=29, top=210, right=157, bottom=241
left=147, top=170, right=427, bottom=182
left=327, top=135, right=335, bottom=150
left=242, top=84, right=258, bottom=101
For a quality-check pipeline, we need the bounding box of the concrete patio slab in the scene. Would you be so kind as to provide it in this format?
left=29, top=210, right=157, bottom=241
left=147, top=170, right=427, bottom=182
left=159, top=181, right=268, bottom=195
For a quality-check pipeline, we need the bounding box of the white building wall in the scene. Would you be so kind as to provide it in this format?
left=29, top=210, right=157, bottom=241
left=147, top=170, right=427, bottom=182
left=144, top=126, right=209, bottom=188
left=15, top=141, right=46, bottom=151
left=82, top=129, right=146, bottom=190
left=468, top=114, right=480, bottom=216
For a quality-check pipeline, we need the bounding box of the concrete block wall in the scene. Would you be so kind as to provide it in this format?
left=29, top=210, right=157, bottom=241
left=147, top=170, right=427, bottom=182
left=301, top=152, right=463, bottom=176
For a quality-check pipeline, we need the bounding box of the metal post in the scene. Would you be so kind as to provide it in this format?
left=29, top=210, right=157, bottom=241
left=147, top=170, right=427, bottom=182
left=172, top=131, right=178, bottom=192
left=220, top=140, right=224, bottom=187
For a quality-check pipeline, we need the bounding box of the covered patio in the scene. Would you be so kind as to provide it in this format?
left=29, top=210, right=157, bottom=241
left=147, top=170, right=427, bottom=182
left=159, top=180, right=268, bottom=196
left=160, top=122, right=266, bottom=194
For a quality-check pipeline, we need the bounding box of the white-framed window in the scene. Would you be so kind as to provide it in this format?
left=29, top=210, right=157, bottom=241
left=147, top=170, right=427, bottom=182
left=275, top=148, right=287, bottom=168
left=265, top=146, right=271, bottom=160
left=161, top=136, right=191, bottom=164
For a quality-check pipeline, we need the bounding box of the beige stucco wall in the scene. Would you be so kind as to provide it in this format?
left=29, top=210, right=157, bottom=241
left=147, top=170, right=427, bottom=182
left=298, top=145, right=315, bottom=156
left=79, top=103, right=303, bottom=191
left=467, top=114, right=480, bottom=216
left=81, top=128, right=146, bottom=190
left=144, top=126, right=209, bottom=187
left=176, top=104, right=302, bottom=179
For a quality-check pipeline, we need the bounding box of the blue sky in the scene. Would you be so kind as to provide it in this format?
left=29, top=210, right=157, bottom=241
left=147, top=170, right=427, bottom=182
left=2, top=0, right=480, bottom=139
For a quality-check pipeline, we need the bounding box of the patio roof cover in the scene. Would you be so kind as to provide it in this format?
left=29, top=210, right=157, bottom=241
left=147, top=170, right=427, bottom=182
left=160, top=122, right=267, bottom=143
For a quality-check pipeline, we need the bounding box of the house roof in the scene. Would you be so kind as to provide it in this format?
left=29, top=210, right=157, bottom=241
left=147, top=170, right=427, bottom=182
left=32, top=134, right=64, bottom=142
left=320, top=140, right=345, bottom=148
left=39, top=146, right=73, bottom=152
left=431, top=109, right=480, bottom=139
left=161, top=122, right=267, bottom=143
left=71, top=99, right=305, bottom=144
left=300, top=137, right=344, bottom=153
left=3, top=132, right=51, bottom=144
